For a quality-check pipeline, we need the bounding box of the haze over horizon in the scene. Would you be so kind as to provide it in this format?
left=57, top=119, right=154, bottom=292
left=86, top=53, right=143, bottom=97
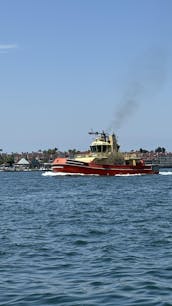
left=0, top=0, right=172, bottom=153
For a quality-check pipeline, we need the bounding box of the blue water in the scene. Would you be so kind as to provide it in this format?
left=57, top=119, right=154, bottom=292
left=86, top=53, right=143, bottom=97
left=1, top=171, right=172, bottom=305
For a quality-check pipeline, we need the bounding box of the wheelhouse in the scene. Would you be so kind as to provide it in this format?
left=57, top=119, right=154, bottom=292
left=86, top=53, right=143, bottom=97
left=90, top=141, right=111, bottom=153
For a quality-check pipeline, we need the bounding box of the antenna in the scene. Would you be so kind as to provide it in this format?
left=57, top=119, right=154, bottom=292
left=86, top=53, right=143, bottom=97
left=88, top=130, right=108, bottom=141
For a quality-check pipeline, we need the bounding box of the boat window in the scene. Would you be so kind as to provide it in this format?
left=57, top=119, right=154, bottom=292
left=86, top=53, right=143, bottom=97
left=91, top=145, right=109, bottom=153
left=90, top=146, right=97, bottom=152
left=102, top=145, right=107, bottom=152
left=97, top=146, right=101, bottom=152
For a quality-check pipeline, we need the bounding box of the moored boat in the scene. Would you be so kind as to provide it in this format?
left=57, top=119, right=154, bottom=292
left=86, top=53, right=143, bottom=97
left=52, top=131, right=159, bottom=176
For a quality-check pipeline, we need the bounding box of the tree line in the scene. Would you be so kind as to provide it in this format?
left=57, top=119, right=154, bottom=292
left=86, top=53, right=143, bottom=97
left=139, top=147, right=166, bottom=153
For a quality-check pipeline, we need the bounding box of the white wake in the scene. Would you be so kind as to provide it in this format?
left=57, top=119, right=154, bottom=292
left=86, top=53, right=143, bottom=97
left=115, top=173, right=142, bottom=177
left=42, top=171, right=87, bottom=176
left=42, top=171, right=142, bottom=177
left=159, top=171, right=172, bottom=176
left=42, top=171, right=172, bottom=177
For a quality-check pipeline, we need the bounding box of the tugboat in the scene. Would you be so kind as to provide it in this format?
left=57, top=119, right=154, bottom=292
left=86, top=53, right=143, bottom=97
left=52, top=131, right=159, bottom=176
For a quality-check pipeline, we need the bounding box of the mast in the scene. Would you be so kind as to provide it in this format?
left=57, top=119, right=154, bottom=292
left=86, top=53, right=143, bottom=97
left=88, top=130, right=107, bottom=142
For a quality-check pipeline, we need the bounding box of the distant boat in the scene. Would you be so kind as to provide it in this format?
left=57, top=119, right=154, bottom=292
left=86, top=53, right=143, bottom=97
left=52, top=130, right=159, bottom=176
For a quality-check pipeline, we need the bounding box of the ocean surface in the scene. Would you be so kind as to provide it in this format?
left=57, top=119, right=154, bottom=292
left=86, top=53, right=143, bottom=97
left=1, top=170, right=172, bottom=306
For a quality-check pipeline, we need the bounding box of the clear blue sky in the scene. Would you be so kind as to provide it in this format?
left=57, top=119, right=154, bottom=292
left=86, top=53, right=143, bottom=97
left=0, top=0, right=172, bottom=153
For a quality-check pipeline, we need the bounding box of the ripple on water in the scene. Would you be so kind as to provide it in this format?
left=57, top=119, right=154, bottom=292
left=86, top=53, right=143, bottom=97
left=0, top=172, right=172, bottom=305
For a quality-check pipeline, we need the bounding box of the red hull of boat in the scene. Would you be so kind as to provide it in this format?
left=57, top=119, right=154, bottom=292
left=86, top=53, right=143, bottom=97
left=52, top=158, right=159, bottom=176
